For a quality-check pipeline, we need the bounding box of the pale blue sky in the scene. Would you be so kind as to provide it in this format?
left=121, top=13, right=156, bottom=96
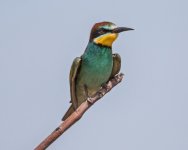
left=0, top=0, right=188, bottom=150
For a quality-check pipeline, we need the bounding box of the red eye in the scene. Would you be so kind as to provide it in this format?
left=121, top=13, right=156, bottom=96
left=98, top=29, right=105, bottom=34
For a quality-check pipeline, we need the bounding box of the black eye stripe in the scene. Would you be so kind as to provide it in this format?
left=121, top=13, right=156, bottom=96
left=98, top=28, right=112, bottom=33
left=95, top=28, right=112, bottom=36
left=101, top=28, right=112, bottom=32
left=90, top=27, right=113, bottom=41
left=97, top=29, right=104, bottom=34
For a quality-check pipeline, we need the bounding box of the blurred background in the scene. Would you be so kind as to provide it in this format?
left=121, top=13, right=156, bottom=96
left=0, top=0, right=188, bottom=149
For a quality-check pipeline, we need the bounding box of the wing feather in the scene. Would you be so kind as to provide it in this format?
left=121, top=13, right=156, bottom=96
left=110, top=53, right=121, bottom=78
left=69, top=57, right=82, bottom=109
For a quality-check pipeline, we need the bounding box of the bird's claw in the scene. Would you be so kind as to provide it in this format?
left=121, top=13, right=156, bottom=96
left=97, top=91, right=105, bottom=98
left=87, top=97, right=94, bottom=104
left=101, top=82, right=107, bottom=87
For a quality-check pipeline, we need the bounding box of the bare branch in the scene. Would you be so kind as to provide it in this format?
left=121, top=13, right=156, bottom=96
left=34, top=73, right=124, bottom=150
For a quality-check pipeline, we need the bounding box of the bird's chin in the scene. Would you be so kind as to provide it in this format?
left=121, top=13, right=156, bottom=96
left=94, top=33, right=118, bottom=47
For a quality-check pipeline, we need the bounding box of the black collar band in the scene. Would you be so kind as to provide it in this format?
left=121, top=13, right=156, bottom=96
left=93, top=42, right=112, bottom=49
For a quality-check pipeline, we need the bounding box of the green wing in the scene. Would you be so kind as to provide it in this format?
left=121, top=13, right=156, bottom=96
left=110, top=53, right=121, bottom=78
left=69, top=57, right=82, bottom=109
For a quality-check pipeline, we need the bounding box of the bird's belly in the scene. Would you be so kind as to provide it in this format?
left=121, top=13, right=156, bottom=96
left=76, top=64, right=112, bottom=100
left=87, top=67, right=111, bottom=87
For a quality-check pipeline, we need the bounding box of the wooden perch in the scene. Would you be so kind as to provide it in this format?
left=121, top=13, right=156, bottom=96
left=34, top=73, right=124, bottom=150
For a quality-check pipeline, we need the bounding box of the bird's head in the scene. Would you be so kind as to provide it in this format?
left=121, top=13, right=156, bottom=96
left=89, top=21, right=134, bottom=47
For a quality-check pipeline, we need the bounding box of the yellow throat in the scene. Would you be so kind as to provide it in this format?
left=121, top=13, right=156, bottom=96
left=94, top=33, right=118, bottom=47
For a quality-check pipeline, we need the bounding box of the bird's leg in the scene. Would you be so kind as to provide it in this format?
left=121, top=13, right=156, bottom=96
left=95, top=83, right=108, bottom=98
left=84, top=84, right=94, bottom=104
left=101, top=82, right=108, bottom=89
left=101, top=81, right=112, bottom=90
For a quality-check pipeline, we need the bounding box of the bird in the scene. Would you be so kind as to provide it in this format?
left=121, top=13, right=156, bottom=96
left=62, top=21, right=133, bottom=121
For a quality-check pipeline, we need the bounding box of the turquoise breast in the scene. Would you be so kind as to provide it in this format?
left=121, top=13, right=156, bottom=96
left=77, top=42, right=113, bottom=88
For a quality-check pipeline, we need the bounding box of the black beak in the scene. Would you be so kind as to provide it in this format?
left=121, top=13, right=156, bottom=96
left=112, top=27, right=134, bottom=33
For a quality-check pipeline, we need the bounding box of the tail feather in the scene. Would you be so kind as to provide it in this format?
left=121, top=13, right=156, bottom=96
left=62, top=105, right=75, bottom=121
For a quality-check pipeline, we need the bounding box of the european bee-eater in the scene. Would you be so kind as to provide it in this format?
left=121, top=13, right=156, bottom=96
left=62, top=21, right=133, bottom=120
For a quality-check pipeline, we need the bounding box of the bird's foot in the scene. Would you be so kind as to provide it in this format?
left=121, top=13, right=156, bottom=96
left=87, top=97, right=94, bottom=104
left=102, top=81, right=112, bottom=90
left=97, top=90, right=105, bottom=98
left=101, top=82, right=107, bottom=88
